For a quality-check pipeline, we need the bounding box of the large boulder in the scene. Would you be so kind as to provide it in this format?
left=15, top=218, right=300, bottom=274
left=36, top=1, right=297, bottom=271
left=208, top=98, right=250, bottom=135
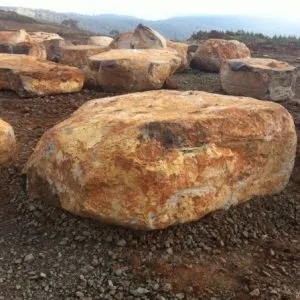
left=110, top=32, right=133, bottom=49
left=167, top=40, right=189, bottom=72
left=0, top=119, right=16, bottom=165
left=86, top=49, right=181, bottom=92
left=24, top=90, right=296, bottom=230
left=0, top=29, right=46, bottom=59
left=220, top=58, right=297, bottom=101
left=0, top=29, right=29, bottom=44
left=190, top=39, right=251, bottom=72
left=0, top=42, right=47, bottom=59
left=88, top=36, right=113, bottom=47
left=59, top=45, right=108, bottom=69
left=0, top=54, right=84, bottom=97
left=131, top=24, right=167, bottom=49
left=28, top=32, right=64, bottom=61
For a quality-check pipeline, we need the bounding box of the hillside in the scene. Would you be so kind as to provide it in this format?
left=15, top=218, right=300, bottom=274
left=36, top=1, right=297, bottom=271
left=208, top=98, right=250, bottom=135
left=1, top=6, right=300, bottom=40
left=0, top=9, right=92, bottom=39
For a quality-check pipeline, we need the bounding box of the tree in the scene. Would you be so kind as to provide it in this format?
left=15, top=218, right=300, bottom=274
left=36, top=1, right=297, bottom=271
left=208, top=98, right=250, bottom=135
left=109, top=29, right=120, bottom=37
left=61, top=18, right=79, bottom=29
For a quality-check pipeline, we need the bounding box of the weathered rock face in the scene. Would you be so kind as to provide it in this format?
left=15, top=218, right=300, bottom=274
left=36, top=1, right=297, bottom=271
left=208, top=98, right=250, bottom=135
left=167, top=40, right=189, bottom=72
left=191, top=39, right=251, bottom=72
left=88, top=36, right=113, bottom=47
left=0, top=119, right=16, bottom=165
left=220, top=58, right=297, bottom=101
left=24, top=90, right=297, bottom=230
left=0, top=29, right=29, bottom=44
left=110, top=32, right=133, bottom=49
left=86, top=49, right=181, bottom=92
left=59, top=45, right=108, bottom=69
left=0, top=54, right=84, bottom=97
left=131, top=24, right=167, bottom=49
left=28, top=32, right=64, bottom=61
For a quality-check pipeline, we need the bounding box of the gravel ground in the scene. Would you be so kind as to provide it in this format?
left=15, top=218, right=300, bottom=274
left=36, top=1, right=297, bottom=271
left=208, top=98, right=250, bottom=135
left=0, top=59, right=299, bottom=299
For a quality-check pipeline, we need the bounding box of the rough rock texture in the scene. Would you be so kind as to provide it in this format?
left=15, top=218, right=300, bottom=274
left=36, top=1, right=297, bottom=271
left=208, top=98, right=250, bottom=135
left=0, top=118, right=16, bottom=165
left=28, top=32, right=64, bottom=61
left=24, top=90, right=296, bottom=230
left=131, top=24, right=167, bottom=49
left=0, top=54, right=84, bottom=97
left=88, top=36, right=113, bottom=47
left=59, top=45, right=108, bottom=69
left=109, top=32, right=133, bottom=49
left=0, top=42, right=47, bottom=59
left=191, top=39, right=251, bottom=72
left=0, top=29, right=29, bottom=44
left=0, top=29, right=47, bottom=59
left=167, top=40, right=189, bottom=72
left=86, top=49, right=181, bottom=92
left=221, top=58, right=297, bottom=101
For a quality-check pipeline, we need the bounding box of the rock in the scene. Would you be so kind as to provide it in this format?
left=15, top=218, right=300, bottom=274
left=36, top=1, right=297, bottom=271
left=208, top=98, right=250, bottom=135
left=163, top=77, right=178, bottom=90
left=24, top=253, right=35, bottom=263
left=220, top=58, right=297, bottom=101
left=131, top=24, right=167, bottom=49
left=190, top=39, right=251, bottom=72
left=0, top=29, right=29, bottom=44
left=249, top=288, right=260, bottom=297
left=86, top=49, right=181, bottom=92
left=110, top=32, right=133, bottom=49
left=0, top=119, right=16, bottom=165
left=59, top=45, right=108, bottom=69
left=167, top=40, right=189, bottom=72
left=28, top=32, right=64, bottom=61
left=88, top=36, right=113, bottom=47
left=0, top=54, right=84, bottom=97
left=24, top=90, right=296, bottom=230
left=0, top=29, right=47, bottom=59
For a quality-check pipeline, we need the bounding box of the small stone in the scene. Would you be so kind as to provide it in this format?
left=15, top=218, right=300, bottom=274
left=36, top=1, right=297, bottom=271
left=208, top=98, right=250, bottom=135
left=270, top=249, right=275, bottom=256
left=167, top=248, right=173, bottom=255
left=24, top=254, right=35, bottom=263
left=250, top=288, right=260, bottom=297
left=75, top=291, right=84, bottom=298
left=40, top=272, right=47, bottom=279
left=176, top=293, right=185, bottom=299
left=117, top=239, right=126, bottom=247
left=131, top=287, right=150, bottom=296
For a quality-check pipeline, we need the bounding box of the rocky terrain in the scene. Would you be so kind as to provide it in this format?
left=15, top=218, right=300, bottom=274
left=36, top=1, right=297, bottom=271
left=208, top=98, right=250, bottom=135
left=0, top=18, right=299, bottom=300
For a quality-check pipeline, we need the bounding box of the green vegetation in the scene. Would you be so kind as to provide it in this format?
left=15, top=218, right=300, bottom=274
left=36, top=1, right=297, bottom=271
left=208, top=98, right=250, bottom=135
left=190, top=30, right=300, bottom=45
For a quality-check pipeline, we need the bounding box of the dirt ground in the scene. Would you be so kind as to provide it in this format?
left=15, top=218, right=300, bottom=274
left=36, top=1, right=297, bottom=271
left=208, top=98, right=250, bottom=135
left=0, top=45, right=299, bottom=300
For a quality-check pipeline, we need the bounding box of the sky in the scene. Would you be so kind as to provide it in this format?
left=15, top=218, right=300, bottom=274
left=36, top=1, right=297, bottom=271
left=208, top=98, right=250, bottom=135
left=1, top=0, right=300, bottom=20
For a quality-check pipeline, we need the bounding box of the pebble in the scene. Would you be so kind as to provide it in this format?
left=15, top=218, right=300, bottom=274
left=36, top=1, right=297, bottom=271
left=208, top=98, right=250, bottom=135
left=250, top=288, right=260, bottom=297
left=75, top=291, right=84, bottom=298
left=24, top=254, right=35, bottom=263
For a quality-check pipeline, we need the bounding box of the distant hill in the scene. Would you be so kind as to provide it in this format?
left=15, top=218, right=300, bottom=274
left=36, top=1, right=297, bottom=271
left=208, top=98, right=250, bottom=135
left=0, top=8, right=92, bottom=39
left=1, top=6, right=300, bottom=40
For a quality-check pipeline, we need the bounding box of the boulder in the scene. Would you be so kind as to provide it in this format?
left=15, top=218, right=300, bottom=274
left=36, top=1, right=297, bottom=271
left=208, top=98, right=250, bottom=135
left=190, top=39, right=251, bottom=72
left=131, top=24, right=167, bottom=49
left=0, top=42, right=47, bottom=59
left=0, top=54, right=84, bottom=97
left=220, top=58, right=297, bottom=101
left=88, top=36, right=113, bottom=47
left=86, top=49, right=181, bottom=92
left=110, top=32, right=133, bottom=49
left=24, top=90, right=296, bottom=230
left=0, top=119, right=16, bottom=165
left=0, top=29, right=47, bottom=59
left=0, top=29, right=29, bottom=44
left=59, top=45, right=108, bottom=69
left=28, top=32, right=64, bottom=61
left=167, top=40, right=189, bottom=72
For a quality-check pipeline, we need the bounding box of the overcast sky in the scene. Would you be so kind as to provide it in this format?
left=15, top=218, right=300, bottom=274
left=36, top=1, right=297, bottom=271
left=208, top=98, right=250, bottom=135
left=2, top=0, right=300, bottom=20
